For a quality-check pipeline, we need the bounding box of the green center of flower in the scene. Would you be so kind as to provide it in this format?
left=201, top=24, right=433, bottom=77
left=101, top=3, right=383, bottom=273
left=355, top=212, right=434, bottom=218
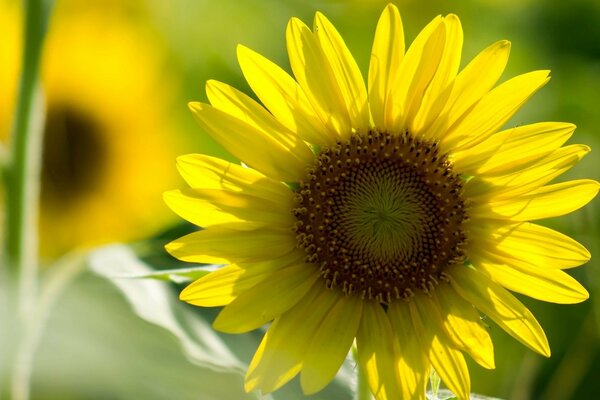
left=293, top=131, right=468, bottom=304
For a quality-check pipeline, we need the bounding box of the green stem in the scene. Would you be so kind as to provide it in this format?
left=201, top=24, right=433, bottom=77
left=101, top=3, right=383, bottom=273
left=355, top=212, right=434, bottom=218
left=11, top=252, right=87, bottom=400
left=3, top=1, right=54, bottom=399
left=352, top=345, right=373, bottom=400
left=3, top=0, right=53, bottom=310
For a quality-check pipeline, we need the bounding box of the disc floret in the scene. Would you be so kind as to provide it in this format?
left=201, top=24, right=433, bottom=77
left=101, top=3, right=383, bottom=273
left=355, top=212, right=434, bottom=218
left=293, top=131, right=468, bottom=303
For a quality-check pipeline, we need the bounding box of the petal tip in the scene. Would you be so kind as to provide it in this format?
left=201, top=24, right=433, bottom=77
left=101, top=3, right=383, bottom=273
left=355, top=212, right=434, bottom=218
left=179, top=285, right=195, bottom=302
left=188, top=101, right=204, bottom=113
left=383, top=3, right=399, bottom=13
left=300, top=372, right=328, bottom=396
left=499, top=39, right=510, bottom=46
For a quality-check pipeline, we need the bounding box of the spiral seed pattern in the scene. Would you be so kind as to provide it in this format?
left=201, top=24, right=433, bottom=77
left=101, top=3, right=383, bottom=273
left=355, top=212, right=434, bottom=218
left=293, top=131, right=468, bottom=304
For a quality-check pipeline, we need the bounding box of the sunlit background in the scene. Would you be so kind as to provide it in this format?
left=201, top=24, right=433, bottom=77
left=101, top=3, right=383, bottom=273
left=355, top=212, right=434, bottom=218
left=1, top=0, right=600, bottom=398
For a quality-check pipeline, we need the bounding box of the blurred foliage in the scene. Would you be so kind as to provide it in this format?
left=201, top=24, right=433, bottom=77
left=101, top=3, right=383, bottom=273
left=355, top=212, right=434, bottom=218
left=1, top=0, right=599, bottom=398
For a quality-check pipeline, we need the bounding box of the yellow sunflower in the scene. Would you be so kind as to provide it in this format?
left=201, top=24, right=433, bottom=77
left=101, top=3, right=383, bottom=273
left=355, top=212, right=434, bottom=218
left=165, top=4, right=598, bottom=399
left=1, top=1, right=182, bottom=257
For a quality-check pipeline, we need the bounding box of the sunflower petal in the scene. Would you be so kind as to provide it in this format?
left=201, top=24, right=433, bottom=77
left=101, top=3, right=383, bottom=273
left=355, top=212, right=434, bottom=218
left=206, top=80, right=314, bottom=164
left=164, top=189, right=240, bottom=227
left=450, top=266, right=551, bottom=357
left=179, top=252, right=304, bottom=307
left=313, top=12, right=369, bottom=131
left=301, top=295, right=363, bottom=394
left=356, top=301, right=402, bottom=399
left=179, top=264, right=268, bottom=307
left=466, top=144, right=590, bottom=200
left=165, top=225, right=296, bottom=264
left=475, top=258, right=589, bottom=304
left=451, top=124, right=512, bottom=174
left=472, top=179, right=600, bottom=221
left=245, top=285, right=338, bottom=393
left=213, top=263, right=319, bottom=333
left=286, top=17, right=352, bottom=137
left=391, top=15, right=445, bottom=132
left=236, top=45, right=329, bottom=145
left=388, top=301, right=429, bottom=400
left=427, top=40, right=510, bottom=141
left=476, top=122, right=576, bottom=176
left=412, top=14, right=463, bottom=134
left=175, top=154, right=290, bottom=202
left=443, top=70, right=550, bottom=151
left=164, top=188, right=293, bottom=229
left=189, top=101, right=311, bottom=182
left=368, top=3, right=405, bottom=132
left=469, top=222, right=591, bottom=271
left=435, top=284, right=495, bottom=369
left=410, top=295, right=471, bottom=400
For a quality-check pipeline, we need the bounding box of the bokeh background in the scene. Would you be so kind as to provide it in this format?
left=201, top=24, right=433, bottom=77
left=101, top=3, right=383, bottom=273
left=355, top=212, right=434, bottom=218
left=1, top=0, right=599, bottom=398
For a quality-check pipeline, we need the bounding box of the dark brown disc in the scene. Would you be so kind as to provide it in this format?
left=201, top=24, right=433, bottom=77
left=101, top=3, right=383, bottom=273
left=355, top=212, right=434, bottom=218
left=293, top=131, right=468, bottom=304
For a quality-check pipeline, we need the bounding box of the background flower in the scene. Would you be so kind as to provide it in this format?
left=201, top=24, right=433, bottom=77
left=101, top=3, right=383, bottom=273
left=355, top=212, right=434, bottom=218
left=0, top=0, right=185, bottom=258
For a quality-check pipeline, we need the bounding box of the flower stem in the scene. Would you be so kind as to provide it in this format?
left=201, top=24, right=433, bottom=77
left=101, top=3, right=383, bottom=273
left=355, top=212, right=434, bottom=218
left=2, top=1, right=54, bottom=399
left=3, top=0, right=53, bottom=311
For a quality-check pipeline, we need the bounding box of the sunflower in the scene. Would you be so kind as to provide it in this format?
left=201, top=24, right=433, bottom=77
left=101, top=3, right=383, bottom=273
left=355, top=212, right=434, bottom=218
left=1, top=1, right=183, bottom=258
left=165, top=4, right=598, bottom=399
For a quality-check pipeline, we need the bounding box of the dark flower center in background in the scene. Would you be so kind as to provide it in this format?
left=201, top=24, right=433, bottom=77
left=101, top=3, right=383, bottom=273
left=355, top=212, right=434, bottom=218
left=42, top=105, right=107, bottom=207
left=293, top=131, right=468, bottom=304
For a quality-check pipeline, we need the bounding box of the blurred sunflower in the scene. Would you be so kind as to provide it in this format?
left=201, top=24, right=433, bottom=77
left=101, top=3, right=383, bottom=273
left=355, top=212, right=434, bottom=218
left=165, top=4, right=598, bottom=399
left=1, top=1, right=182, bottom=257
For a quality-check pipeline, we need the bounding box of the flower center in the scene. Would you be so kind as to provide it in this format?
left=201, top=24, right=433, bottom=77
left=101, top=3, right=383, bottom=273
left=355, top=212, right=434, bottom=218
left=293, top=131, right=468, bottom=304
left=41, top=104, right=107, bottom=207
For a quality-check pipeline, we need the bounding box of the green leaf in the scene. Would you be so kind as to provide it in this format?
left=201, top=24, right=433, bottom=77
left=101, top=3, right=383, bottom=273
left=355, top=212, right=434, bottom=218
left=110, top=264, right=219, bottom=284
left=426, top=389, right=505, bottom=400
left=430, top=369, right=442, bottom=397
left=88, top=244, right=245, bottom=373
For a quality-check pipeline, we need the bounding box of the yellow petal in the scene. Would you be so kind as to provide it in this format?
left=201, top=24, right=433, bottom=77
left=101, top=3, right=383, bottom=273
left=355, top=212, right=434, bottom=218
left=165, top=225, right=296, bottom=264
left=435, top=284, right=495, bottom=369
left=388, top=301, right=429, bottom=400
left=443, top=70, right=550, bottom=151
left=426, top=40, right=510, bottom=141
left=466, top=144, right=590, bottom=200
left=179, top=252, right=304, bottom=307
left=176, top=154, right=291, bottom=203
left=468, top=222, right=591, bottom=270
left=391, top=16, right=445, bottom=132
left=188, top=101, right=311, bottom=182
left=206, top=80, right=316, bottom=166
left=368, top=3, right=404, bottom=132
left=313, top=12, right=369, bottom=131
left=245, top=285, right=338, bottom=393
left=475, top=257, right=589, bottom=304
left=213, top=263, right=319, bottom=333
left=356, top=301, right=402, bottom=399
left=450, top=126, right=511, bottom=174
left=450, top=266, right=550, bottom=357
left=409, top=295, right=471, bottom=400
left=286, top=17, right=352, bottom=137
left=471, top=179, right=600, bottom=221
left=300, top=294, right=363, bottom=394
left=164, top=188, right=293, bottom=229
left=476, top=122, right=576, bottom=176
left=412, top=14, right=463, bottom=134
left=179, top=264, right=268, bottom=307
left=236, top=45, right=329, bottom=145
left=204, top=80, right=316, bottom=165
left=164, top=189, right=241, bottom=228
